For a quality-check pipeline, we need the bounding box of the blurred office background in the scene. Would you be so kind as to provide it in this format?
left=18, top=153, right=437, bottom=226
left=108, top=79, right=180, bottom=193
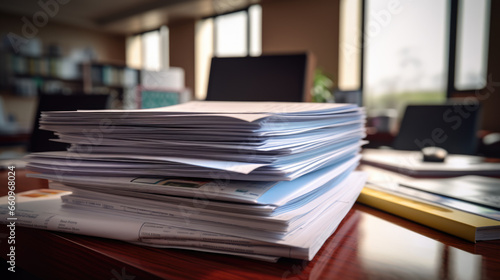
left=0, top=0, right=499, bottom=156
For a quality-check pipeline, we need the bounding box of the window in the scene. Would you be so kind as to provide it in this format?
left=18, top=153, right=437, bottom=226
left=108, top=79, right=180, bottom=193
left=249, top=5, right=262, bottom=57
left=364, top=0, right=448, bottom=116
left=142, top=30, right=162, bottom=71
left=214, top=10, right=248, bottom=57
left=126, top=26, right=169, bottom=71
left=339, top=0, right=491, bottom=125
left=455, top=0, right=490, bottom=90
left=195, top=18, right=214, bottom=101
left=338, top=0, right=362, bottom=91
left=195, top=5, right=262, bottom=100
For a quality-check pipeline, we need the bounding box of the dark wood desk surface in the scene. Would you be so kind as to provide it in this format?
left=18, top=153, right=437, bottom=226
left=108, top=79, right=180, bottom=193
left=1, top=170, right=500, bottom=279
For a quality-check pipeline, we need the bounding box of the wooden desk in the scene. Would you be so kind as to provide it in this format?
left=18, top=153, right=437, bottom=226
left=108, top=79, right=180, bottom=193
left=1, top=170, right=500, bottom=279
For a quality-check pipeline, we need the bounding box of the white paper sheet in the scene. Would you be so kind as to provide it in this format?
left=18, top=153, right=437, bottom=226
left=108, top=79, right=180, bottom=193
left=0, top=171, right=366, bottom=260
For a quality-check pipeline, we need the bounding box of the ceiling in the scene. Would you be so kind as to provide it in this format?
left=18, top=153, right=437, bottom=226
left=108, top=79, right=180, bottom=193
left=0, top=0, right=260, bottom=35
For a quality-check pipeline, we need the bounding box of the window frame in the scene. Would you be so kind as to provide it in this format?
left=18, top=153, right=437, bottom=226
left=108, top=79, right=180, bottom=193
left=354, top=0, right=491, bottom=105
left=450, top=0, right=491, bottom=93
left=203, top=6, right=260, bottom=58
left=128, top=26, right=169, bottom=71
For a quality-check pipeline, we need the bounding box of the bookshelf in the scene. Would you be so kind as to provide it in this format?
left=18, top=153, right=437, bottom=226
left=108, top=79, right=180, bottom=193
left=0, top=51, right=83, bottom=96
left=0, top=51, right=139, bottom=108
left=82, top=62, right=139, bottom=109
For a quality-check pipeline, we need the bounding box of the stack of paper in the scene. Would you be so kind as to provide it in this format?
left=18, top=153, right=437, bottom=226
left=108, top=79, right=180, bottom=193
left=27, top=101, right=366, bottom=181
left=15, top=101, right=368, bottom=261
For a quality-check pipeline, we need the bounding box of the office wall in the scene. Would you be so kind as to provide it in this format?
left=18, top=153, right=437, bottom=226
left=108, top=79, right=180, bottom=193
left=169, top=20, right=196, bottom=97
left=166, top=0, right=341, bottom=100
left=0, top=12, right=126, bottom=63
left=261, top=0, right=340, bottom=85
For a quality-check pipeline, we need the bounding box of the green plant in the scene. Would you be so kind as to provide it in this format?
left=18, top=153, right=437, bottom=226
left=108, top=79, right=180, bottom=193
left=311, top=69, right=334, bottom=103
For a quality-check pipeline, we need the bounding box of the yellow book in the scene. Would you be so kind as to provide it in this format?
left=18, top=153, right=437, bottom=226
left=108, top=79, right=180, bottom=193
left=357, top=186, right=500, bottom=242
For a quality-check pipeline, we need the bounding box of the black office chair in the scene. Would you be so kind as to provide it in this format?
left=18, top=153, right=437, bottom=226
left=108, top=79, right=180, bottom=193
left=205, top=53, right=315, bottom=102
left=392, top=103, right=481, bottom=155
left=28, top=93, right=110, bottom=152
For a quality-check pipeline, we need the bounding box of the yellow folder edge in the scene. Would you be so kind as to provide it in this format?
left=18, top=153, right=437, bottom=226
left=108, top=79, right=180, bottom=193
left=356, top=186, right=500, bottom=242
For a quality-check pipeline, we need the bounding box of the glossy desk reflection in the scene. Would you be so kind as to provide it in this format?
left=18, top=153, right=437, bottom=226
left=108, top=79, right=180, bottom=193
left=1, top=170, right=499, bottom=279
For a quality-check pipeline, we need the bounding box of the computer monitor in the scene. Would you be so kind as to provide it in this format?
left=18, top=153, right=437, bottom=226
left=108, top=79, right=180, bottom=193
left=28, top=94, right=110, bottom=152
left=205, top=54, right=313, bottom=102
